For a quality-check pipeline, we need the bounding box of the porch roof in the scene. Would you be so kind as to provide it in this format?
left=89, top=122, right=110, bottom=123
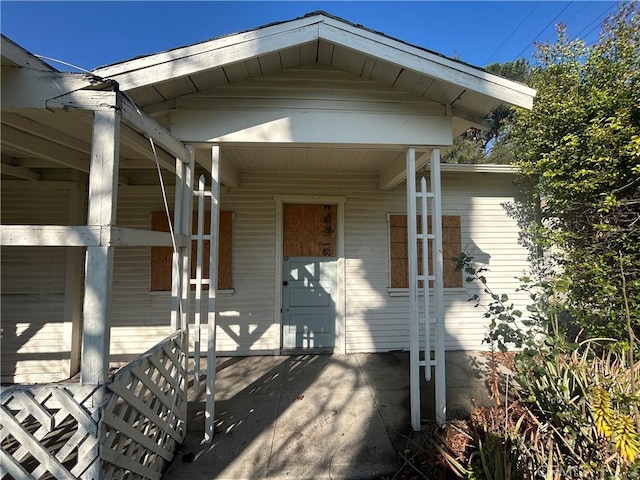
left=93, top=11, right=535, bottom=127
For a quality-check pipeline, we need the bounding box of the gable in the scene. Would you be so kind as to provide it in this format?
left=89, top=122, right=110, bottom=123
left=93, top=12, right=535, bottom=129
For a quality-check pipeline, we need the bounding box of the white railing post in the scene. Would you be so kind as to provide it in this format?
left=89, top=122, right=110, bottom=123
left=406, top=147, right=421, bottom=431
left=171, top=146, right=194, bottom=333
left=204, top=145, right=221, bottom=442
left=430, top=149, right=446, bottom=426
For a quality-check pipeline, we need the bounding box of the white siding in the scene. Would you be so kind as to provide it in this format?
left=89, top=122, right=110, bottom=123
left=109, top=170, right=529, bottom=357
left=1, top=182, right=74, bottom=383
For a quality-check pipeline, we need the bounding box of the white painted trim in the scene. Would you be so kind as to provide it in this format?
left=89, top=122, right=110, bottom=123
left=1, top=36, right=55, bottom=71
left=273, top=194, right=347, bottom=354
left=205, top=145, right=221, bottom=443
left=0, top=225, right=188, bottom=247
left=379, top=151, right=431, bottom=190
left=63, top=180, right=84, bottom=378
left=95, top=22, right=320, bottom=91
left=92, top=13, right=535, bottom=109
left=431, top=149, right=446, bottom=426
left=93, top=15, right=322, bottom=79
left=81, top=108, right=120, bottom=386
left=318, top=17, right=536, bottom=106
left=440, top=163, right=517, bottom=174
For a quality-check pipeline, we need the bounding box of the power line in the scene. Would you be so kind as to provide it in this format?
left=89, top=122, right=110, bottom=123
left=484, top=2, right=541, bottom=64
left=512, top=1, right=574, bottom=60
left=575, top=3, right=616, bottom=40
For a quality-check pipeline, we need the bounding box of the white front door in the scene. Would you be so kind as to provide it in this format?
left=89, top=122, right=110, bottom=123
left=282, top=257, right=337, bottom=349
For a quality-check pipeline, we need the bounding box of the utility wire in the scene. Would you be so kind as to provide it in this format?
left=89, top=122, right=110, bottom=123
left=484, top=2, right=541, bottom=64
left=575, top=3, right=616, bottom=41
left=512, top=0, right=574, bottom=60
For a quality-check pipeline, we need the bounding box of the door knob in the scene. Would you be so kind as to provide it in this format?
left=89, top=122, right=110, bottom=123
left=283, top=281, right=288, bottom=286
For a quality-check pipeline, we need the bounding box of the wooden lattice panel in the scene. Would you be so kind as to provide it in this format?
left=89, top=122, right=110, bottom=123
left=101, top=331, right=187, bottom=480
left=0, top=384, right=102, bottom=479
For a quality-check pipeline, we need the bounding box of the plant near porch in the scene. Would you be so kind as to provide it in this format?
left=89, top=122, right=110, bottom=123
left=434, top=254, right=640, bottom=479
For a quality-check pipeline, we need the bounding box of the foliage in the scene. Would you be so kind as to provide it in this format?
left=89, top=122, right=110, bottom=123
left=445, top=253, right=640, bottom=479
left=507, top=2, right=640, bottom=343
left=442, top=59, right=531, bottom=165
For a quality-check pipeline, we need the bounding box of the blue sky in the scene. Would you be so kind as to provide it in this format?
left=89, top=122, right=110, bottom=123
left=1, top=1, right=616, bottom=72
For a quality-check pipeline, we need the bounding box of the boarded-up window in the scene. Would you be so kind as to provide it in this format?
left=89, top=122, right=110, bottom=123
left=283, top=204, right=336, bottom=257
left=150, top=210, right=233, bottom=291
left=389, top=215, right=462, bottom=288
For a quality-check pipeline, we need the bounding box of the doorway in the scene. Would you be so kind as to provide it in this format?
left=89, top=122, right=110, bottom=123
left=276, top=200, right=345, bottom=353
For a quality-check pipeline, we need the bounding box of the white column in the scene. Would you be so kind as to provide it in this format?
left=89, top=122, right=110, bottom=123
left=80, top=108, right=120, bottom=386
left=171, top=146, right=194, bottom=332
left=406, top=147, right=421, bottom=431
left=63, top=175, right=86, bottom=378
left=205, top=145, right=221, bottom=442
left=430, top=149, right=446, bottom=426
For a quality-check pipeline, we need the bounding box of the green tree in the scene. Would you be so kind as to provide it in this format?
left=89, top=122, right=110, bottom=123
left=442, top=59, right=531, bottom=164
left=509, top=2, right=640, bottom=343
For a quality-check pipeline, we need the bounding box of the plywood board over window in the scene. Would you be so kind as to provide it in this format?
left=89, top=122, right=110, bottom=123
left=389, top=215, right=462, bottom=288
left=150, top=210, right=233, bottom=291
left=283, top=204, right=337, bottom=257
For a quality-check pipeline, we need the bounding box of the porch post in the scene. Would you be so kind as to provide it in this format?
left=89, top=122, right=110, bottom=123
left=430, top=149, right=446, bottom=426
left=171, top=145, right=194, bottom=332
left=205, top=145, right=221, bottom=442
left=64, top=175, right=86, bottom=378
left=406, top=147, right=421, bottom=431
left=80, top=107, right=120, bottom=386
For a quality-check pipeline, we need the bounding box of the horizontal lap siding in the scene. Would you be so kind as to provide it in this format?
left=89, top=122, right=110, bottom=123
left=1, top=183, right=72, bottom=383
left=345, top=173, right=528, bottom=352
left=110, top=170, right=527, bottom=357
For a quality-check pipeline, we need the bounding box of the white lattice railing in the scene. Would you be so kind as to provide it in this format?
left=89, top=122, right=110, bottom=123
left=0, top=383, right=103, bottom=479
left=101, top=330, right=187, bottom=479
left=0, top=330, right=188, bottom=480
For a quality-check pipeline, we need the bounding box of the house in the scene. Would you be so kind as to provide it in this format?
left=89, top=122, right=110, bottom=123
left=1, top=12, right=535, bottom=468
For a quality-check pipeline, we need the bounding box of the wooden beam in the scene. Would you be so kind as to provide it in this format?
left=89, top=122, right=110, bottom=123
left=1, top=67, right=105, bottom=111
left=0, top=225, right=101, bottom=246
left=0, top=225, right=187, bottom=247
left=63, top=179, right=85, bottom=378
left=195, top=148, right=239, bottom=188
left=451, top=108, right=491, bottom=131
left=120, top=123, right=176, bottom=172
left=0, top=162, right=41, bottom=180
left=1, top=123, right=130, bottom=185
left=5, top=84, right=187, bottom=166
left=81, top=108, right=120, bottom=386
left=120, top=95, right=189, bottom=163
left=109, top=227, right=188, bottom=247
left=2, top=112, right=93, bottom=154
left=378, top=151, right=430, bottom=190
left=46, top=90, right=120, bottom=112
left=171, top=108, right=452, bottom=146
left=1, top=124, right=90, bottom=172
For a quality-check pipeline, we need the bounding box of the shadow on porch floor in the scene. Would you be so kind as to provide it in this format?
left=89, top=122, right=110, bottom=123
left=162, top=351, right=490, bottom=480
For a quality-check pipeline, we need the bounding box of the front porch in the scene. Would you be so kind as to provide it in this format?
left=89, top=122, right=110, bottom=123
left=166, top=351, right=491, bottom=480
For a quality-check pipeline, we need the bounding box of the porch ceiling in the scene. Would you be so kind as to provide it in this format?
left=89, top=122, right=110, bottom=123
left=0, top=109, right=183, bottom=185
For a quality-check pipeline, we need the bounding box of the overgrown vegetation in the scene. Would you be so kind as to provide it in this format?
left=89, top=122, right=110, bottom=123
left=508, top=1, right=640, bottom=343
left=408, top=3, right=640, bottom=478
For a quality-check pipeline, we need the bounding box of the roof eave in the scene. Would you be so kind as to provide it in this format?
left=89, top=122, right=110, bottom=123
left=92, top=12, right=535, bottom=111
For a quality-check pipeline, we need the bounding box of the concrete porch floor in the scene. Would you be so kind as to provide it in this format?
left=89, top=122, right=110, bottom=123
left=162, top=351, right=491, bottom=480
